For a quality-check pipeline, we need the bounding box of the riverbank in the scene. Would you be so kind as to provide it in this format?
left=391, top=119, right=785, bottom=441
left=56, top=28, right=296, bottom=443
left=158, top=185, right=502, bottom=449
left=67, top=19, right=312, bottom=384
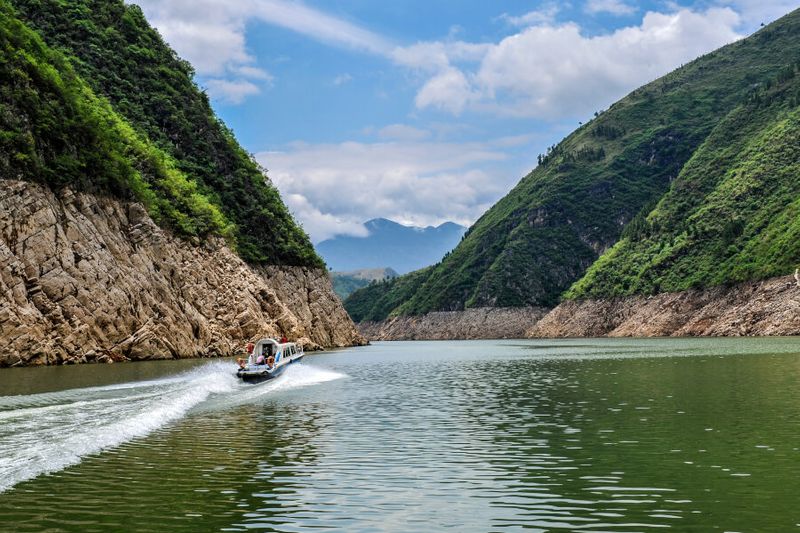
left=529, top=273, right=800, bottom=338
left=358, top=306, right=548, bottom=340
left=357, top=274, right=800, bottom=340
left=0, top=180, right=365, bottom=367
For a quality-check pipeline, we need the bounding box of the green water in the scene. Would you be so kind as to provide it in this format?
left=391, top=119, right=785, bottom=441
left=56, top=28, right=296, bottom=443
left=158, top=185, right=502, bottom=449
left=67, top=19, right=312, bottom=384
left=1, top=338, right=800, bottom=532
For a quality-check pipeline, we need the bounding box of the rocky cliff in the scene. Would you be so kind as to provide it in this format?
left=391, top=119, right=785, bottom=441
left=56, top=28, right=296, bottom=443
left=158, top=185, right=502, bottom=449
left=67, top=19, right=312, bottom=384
left=529, top=275, right=800, bottom=338
left=0, top=180, right=365, bottom=367
left=358, top=307, right=548, bottom=341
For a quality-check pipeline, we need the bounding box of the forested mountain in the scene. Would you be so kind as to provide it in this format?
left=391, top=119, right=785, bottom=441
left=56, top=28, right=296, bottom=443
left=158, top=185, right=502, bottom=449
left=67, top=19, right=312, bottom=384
left=5, top=0, right=320, bottom=267
left=318, top=218, right=466, bottom=274
left=346, top=9, right=800, bottom=321
left=568, top=62, right=800, bottom=299
left=330, top=267, right=398, bottom=300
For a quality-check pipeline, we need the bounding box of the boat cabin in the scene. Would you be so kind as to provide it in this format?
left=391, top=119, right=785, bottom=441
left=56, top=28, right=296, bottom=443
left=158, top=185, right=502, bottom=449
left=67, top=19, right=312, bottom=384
left=248, top=338, right=302, bottom=366
left=238, top=337, right=305, bottom=383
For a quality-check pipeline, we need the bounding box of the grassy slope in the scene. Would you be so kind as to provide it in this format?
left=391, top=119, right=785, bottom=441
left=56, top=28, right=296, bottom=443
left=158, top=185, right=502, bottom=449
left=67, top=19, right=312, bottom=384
left=0, top=2, right=231, bottom=237
left=344, top=268, right=432, bottom=323
left=345, top=9, right=800, bottom=321
left=9, top=0, right=321, bottom=267
left=568, top=65, right=800, bottom=298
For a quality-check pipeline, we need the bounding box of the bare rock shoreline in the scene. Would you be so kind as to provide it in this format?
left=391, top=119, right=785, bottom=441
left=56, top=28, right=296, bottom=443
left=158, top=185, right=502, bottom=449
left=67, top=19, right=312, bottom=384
left=358, top=306, right=549, bottom=340
left=358, top=275, right=800, bottom=341
left=529, top=275, right=800, bottom=338
left=0, top=180, right=365, bottom=367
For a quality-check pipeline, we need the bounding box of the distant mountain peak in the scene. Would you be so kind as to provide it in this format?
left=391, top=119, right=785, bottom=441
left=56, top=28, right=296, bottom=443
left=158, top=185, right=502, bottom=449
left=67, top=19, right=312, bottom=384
left=318, top=218, right=466, bottom=274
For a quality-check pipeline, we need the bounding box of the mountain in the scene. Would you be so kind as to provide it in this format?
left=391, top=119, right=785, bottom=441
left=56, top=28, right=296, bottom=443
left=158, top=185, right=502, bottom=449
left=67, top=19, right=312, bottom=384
left=566, top=60, right=800, bottom=299
left=0, top=0, right=362, bottom=366
left=8, top=0, right=320, bottom=267
left=317, top=218, right=466, bottom=274
left=330, top=268, right=399, bottom=300
left=346, top=9, right=800, bottom=324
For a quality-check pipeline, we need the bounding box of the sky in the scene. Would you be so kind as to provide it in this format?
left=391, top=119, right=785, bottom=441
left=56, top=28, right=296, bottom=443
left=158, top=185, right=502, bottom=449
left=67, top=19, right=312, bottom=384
left=132, top=0, right=799, bottom=242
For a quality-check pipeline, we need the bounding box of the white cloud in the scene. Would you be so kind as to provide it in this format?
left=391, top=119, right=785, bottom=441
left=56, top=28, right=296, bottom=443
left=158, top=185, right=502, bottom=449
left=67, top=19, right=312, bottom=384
left=283, top=194, right=369, bottom=242
left=232, top=65, right=273, bottom=80
left=720, top=0, right=799, bottom=28
left=399, top=8, right=742, bottom=118
left=251, top=0, right=391, bottom=54
left=392, top=41, right=491, bottom=71
left=377, top=124, right=431, bottom=141
left=497, top=4, right=561, bottom=27
left=133, top=0, right=391, bottom=103
left=204, top=79, right=261, bottom=104
left=333, top=73, right=353, bottom=86
left=256, top=139, right=515, bottom=242
left=415, top=67, right=477, bottom=115
left=585, top=0, right=637, bottom=16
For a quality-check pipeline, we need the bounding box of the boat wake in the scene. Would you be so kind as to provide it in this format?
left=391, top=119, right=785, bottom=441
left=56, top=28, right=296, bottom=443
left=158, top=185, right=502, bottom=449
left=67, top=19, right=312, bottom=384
left=0, top=362, right=345, bottom=493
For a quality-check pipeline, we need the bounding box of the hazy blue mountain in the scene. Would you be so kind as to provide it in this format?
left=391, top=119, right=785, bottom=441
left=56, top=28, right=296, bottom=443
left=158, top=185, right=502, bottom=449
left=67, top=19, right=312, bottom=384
left=330, top=268, right=399, bottom=300
left=318, top=219, right=466, bottom=274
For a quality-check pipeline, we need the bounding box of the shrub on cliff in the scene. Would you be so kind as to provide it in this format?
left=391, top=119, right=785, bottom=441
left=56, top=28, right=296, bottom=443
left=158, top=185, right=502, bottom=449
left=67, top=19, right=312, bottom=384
left=0, top=3, right=231, bottom=239
left=5, top=0, right=322, bottom=267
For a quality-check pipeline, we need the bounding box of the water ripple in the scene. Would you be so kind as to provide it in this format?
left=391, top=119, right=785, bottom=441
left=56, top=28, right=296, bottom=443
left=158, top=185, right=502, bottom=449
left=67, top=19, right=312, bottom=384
left=1, top=338, right=800, bottom=531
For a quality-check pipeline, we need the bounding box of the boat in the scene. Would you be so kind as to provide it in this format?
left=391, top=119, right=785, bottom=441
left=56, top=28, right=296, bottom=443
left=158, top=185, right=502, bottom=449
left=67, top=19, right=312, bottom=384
left=236, top=337, right=304, bottom=383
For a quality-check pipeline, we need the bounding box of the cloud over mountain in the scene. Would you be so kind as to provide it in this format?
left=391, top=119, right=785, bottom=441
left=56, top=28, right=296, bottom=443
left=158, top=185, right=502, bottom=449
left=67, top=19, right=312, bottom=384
left=400, top=8, right=742, bottom=118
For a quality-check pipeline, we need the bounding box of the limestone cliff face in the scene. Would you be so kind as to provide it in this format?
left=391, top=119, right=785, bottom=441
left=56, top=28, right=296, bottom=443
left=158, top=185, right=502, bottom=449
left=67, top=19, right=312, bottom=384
left=358, top=307, right=548, bottom=341
left=0, top=180, right=365, bottom=367
left=528, top=275, right=800, bottom=338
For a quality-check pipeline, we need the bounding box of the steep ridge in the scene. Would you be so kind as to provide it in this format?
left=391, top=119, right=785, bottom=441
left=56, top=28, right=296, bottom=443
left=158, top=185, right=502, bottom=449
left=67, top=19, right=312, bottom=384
left=568, top=61, right=800, bottom=299
left=0, top=1, right=364, bottom=364
left=533, top=49, right=800, bottom=337
left=347, top=9, right=800, bottom=337
left=330, top=268, right=398, bottom=300
left=10, top=0, right=320, bottom=266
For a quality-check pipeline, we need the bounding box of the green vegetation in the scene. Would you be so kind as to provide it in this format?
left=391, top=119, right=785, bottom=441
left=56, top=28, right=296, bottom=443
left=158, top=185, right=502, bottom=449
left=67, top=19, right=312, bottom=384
left=344, top=268, right=433, bottom=322
left=346, top=9, right=800, bottom=320
left=568, top=64, right=800, bottom=298
left=0, top=2, right=230, bottom=238
left=6, top=0, right=321, bottom=267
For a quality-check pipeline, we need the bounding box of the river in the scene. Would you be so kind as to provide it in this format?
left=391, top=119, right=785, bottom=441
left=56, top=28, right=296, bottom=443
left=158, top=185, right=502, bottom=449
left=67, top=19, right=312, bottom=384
left=1, top=338, right=799, bottom=532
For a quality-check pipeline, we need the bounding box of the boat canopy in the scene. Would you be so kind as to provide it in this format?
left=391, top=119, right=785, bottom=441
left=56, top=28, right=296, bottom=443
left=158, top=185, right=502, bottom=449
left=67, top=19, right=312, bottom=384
left=248, top=338, right=302, bottom=365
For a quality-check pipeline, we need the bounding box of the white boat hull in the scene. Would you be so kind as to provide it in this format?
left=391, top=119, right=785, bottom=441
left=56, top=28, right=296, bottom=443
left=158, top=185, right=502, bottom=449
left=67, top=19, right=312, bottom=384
left=236, top=352, right=304, bottom=383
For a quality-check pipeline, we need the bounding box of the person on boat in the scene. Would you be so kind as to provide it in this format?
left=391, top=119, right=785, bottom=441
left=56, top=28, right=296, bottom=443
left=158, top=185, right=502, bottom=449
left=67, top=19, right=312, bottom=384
left=266, top=354, right=275, bottom=368
left=255, top=354, right=266, bottom=365
left=280, top=335, right=288, bottom=343
left=236, top=357, right=247, bottom=369
left=246, top=342, right=255, bottom=355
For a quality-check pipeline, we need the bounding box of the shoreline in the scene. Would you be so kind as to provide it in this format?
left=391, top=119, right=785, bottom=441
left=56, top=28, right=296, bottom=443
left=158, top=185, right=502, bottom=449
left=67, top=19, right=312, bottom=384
left=357, top=274, right=800, bottom=341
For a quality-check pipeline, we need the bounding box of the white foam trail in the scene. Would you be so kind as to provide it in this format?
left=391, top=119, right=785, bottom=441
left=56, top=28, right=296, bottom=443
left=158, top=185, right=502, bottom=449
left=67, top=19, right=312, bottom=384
left=217, top=363, right=346, bottom=408
left=0, top=361, right=345, bottom=493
